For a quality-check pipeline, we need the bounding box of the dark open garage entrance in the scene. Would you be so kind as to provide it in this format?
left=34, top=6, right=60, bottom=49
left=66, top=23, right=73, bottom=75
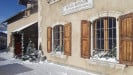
left=13, top=33, right=22, bottom=57
left=13, top=22, right=38, bottom=58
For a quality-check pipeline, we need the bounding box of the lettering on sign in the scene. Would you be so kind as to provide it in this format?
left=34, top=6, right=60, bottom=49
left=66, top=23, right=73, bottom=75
left=62, top=0, right=93, bottom=15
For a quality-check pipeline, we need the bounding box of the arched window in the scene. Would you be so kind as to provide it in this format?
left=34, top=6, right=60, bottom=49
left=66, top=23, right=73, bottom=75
left=93, top=17, right=116, bottom=58
left=53, top=25, right=64, bottom=53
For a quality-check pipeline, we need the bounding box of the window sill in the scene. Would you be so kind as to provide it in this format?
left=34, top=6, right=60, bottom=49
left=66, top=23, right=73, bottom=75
left=90, top=57, right=118, bottom=63
left=87, top=58, right=126, bottom=70
left=50, top=52, right=66, bottom=59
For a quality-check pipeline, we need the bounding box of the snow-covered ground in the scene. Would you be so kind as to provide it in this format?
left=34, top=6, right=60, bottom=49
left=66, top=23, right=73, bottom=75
left=0, top=50, right=100, bottom=75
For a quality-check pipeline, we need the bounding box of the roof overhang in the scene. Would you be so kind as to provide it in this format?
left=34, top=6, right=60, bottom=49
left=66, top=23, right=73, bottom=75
left=2, top=10, right=25, bottom=24
left=12, top=21, right=38, bottom=32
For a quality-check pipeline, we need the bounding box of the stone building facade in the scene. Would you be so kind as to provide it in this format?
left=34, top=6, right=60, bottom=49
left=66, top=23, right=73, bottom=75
left=5, top=0, right=133, bottom=75
left=38, top=0, right=133, bottom=75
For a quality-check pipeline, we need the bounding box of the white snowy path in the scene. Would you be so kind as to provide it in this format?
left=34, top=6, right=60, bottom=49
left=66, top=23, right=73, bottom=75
left=0, top=51, right=99, bottom=75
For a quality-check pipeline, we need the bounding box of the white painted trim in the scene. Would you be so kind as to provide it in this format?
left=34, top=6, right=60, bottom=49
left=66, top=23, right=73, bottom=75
left=51, top=22, right=66, bottom=27
left=89, top=11, right=122, bottom=22
left=90, top=22, right=93, bottom=56
left=12, top=20, right=38, bottom=32
left=116, top=19, right=119, bottom=60
left=38, top=0, right=42, bottom=50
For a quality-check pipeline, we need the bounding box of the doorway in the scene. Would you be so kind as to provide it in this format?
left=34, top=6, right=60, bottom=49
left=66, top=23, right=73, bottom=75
left=13, top=22, right=38, bottom=58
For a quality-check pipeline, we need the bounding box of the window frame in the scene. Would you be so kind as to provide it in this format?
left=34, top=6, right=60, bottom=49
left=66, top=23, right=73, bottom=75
left=93, top=17, right=116, bottom=51
left=90, top=16, right=119, bottom=62
left=52, top=24, right=64, bottom=55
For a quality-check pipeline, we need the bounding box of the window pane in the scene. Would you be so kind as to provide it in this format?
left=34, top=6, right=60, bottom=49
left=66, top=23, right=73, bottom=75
left=109, top=29, right=112, bottom=38
left=100, top=19, right=104, bottom=29
left=112, top=39, right=116, bottom=48
left=108, top=18, right=113, bottom=28
left=97, top=30, right=100, bottom=38
left=54, top=40, right=59, bottom=47
left=97, top=20, right=100, bottom=29
left=109, top=39, right=112, bottom=49
left=55, top=33, right=60, bottom=39
left=101, top=40, right=104, bottom=49
left=113, top=28, right=116, bottom=38
left=97, top=39, right=100, bottom=49
left=113, top=18, right=116, bottom=28
left=101, top=29, right=104, bottom=39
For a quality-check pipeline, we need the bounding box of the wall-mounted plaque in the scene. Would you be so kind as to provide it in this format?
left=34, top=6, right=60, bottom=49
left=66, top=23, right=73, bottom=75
left=62, top=0, right=93, bottom=15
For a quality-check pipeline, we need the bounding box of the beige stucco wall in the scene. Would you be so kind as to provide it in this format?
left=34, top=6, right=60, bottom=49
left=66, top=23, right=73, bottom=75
left=7, top=13, right=38, bottom=51
left=39, top=0, right=133, bottom=75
